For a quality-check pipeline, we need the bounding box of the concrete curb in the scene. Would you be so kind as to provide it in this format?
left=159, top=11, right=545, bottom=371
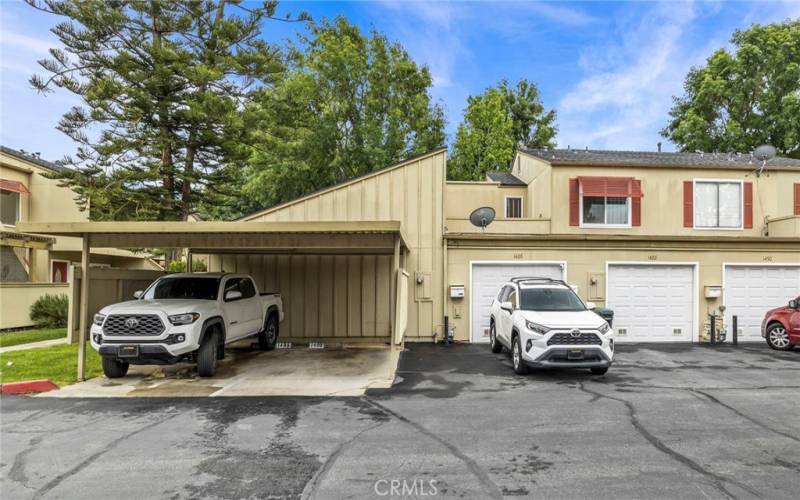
left=1, top=379, right=59, bottom=395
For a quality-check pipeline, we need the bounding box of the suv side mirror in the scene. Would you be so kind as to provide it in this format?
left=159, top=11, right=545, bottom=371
left=500, top=301, right=513, bottom=312
left=790, top=299, right=799, bottom=309
left=586, top=301, right=597, bottom=310
left=133, top=290, right=143, bottom=299
left=225, top=290, right=242, bottom=301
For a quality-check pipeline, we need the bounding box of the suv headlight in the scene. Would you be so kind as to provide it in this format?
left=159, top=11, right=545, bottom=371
left=598, top=322, right=611, bottom=334
left=168, top=313, right=200, bottom=325
left=93, top=314, right=106, bottom=326
left=525, top=320, right=551, bottom=335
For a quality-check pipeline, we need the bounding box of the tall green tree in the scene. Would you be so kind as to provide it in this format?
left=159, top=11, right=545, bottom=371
left=28, top=0, right=306, bottom=221
left=662, top=21, right=800, bottom=158
left=234, top=17, right=445, bottom=214
left=450, top=79, right=556, bottom=180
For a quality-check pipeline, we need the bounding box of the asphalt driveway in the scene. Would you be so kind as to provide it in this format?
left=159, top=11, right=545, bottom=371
left=1, top=343, right=798, bottom=499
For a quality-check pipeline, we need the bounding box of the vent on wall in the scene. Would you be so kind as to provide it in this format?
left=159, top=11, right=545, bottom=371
left=673, top=328, right=683, bottom=336
left=617, top=328, right=627, bottom=336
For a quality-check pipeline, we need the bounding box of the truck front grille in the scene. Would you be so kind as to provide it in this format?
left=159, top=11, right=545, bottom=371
left=103, top=314, right=165, bottom=336
left=547, top=332, right=602, bottom=346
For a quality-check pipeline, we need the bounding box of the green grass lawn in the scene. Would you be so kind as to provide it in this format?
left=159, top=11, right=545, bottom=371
left=0, top=343, right=102, bottom=386
left=0, top=328, right=67, bottom=348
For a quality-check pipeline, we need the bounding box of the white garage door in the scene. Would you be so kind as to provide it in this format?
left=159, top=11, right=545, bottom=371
left=724, top=265, right=800, bottom=342
left=607, top=264, right=695, bottom=342
left=470, top=262, right=564, bottom=343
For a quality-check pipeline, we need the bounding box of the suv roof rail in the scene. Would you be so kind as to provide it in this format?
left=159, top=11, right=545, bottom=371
left=510, top=276, right=569, bottom=286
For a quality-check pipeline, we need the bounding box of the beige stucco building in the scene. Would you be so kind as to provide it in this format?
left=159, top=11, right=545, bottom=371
left=231, top=147, right=800, bottom=344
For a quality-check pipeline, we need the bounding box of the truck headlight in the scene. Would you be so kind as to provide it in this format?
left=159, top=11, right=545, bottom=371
left=598, top=322, right=611, bottom=334
left=94, top=314, right=106, bottom=326
left=525, top=321, right=550, bottom=335
left=168, top=313, right=200, bottom=325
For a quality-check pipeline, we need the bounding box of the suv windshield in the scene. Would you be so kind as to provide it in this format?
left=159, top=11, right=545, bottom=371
left=519, top=286, right=586, bottom=311
left=143, top=277, right=221, bottom=301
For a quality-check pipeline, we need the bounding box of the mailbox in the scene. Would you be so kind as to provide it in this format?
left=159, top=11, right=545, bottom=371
left=450, top=285, right=465, bottom=299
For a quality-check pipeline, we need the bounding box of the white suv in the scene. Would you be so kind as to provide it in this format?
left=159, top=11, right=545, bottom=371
left=489, top=277, right=614, bottom=375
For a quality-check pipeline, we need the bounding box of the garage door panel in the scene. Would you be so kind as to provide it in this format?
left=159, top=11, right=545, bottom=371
left=471, top=263, right=564, bottom=343
left=724, top=265, right=800, bottom=341
left=608, top=264, right=694, bottom=342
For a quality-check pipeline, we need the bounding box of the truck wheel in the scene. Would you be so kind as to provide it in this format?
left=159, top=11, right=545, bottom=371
left=591, top=367, right=609, bottom=375
left=197, top=330, right=218, bottom=377
left=258, top=314, right=279, bottom=351
left=489, top=323, right=503, bottom=353
left=102, top=357, right=129, bottom=378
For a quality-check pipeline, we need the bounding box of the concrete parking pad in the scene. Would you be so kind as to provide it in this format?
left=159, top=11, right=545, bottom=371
left=2, top=343, right=798, bottom=500
left=40, top=341, right=399, bottom=397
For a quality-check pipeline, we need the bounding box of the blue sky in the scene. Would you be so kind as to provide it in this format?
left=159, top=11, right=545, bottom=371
left=1, top=0, right=799, bottom=162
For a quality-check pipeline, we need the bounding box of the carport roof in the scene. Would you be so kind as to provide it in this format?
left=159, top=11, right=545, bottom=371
left=16, top=221, right=408, bottom=255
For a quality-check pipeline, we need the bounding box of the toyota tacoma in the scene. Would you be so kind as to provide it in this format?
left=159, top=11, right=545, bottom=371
left=90, top=273, right=283, bottom=378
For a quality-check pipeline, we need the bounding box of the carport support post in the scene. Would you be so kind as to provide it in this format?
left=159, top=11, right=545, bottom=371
left=187, top=250, right=193, bottom=272
left=391, top=234, right=400, bottom=340
left=77, top=233, right=90, bottom=381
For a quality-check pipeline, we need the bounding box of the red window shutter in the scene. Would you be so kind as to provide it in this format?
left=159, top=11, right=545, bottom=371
left=683, top=181, right=693, bottom=228
left=632, top=179, right=642, bottom=226
left=569, top=178, right=579, bottom=226
left=794, top=183, right=800, bottom=216
left=743, top=181, right=753, bottom=229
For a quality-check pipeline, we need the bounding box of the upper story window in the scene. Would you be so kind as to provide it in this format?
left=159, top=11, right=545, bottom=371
left=505, top=197, right=522, bottom=218
left=1, top=189, right=20, bottom=226
left=694, top=180, right=742, bottom=229
left=570, top=176, right=642, bottom=228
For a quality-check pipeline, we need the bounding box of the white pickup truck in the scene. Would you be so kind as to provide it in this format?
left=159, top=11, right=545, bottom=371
left=90, top=273, right=283, bottom=378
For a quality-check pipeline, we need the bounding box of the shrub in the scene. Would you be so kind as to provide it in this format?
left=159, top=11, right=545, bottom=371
left=30, top=294, right=69, bottom=328
left=167, top=259, right=208, bottom=273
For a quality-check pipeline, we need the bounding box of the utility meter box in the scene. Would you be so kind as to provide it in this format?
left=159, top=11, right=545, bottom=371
left=450, top=285, right=465, bottom=299
left=705, top=286, right=722, bottom=299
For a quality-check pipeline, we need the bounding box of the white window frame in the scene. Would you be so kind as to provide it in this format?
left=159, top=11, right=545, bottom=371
left=579, top=189, right=632, bottom=229
left=504, top=196, right=523, bottom=219
left=692, top=179, right=744, bottom=231
left=0, top=188, right=21, bottom=228
left=50, top=259, right=72, bottom=283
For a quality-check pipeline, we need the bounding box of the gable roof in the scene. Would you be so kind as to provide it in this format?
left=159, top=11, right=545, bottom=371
left=1, top=146, right=65, bottom=172
left=486, top=171, right=527, bottom=186
left=520, top=148, right=800, bottom=171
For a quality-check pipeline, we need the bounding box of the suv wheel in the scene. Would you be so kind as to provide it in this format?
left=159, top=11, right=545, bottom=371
left=197, top=330, right=219, bottom=377
left=258, top=314, right=279, bottom=351
left=590, top=367, right=609, bottom=375
left=489, top=323, right=503, bottom=353
left=766, top=323, right=794, bottom=351
left=512, top=335, right=528, bottom=375
left=102, top=357, right=129, bottom=378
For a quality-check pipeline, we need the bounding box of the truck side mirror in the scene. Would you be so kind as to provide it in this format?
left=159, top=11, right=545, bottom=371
left=225, top=290, right=242, bottom=301
left=586, top=301, right=597, bottom=310
left=790, top=299, right=798, bottom=309
left=500, top=301, right=513, bottom=312
left=133, top=290, right=143, bottom=299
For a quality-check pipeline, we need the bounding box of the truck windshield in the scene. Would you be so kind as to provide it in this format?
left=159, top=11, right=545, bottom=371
left=143, top=277, right=221, bottom=301
left=519, top=287, right=586, bottom=311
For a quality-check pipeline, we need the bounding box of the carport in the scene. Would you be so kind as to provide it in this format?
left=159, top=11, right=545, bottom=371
left=17, top=221, right=410, bottom=381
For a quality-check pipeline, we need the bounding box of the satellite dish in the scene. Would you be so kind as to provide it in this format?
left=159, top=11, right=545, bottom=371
left=753, top=144, right=777, bottom=176
left=469, top=207, right=495, bottom=232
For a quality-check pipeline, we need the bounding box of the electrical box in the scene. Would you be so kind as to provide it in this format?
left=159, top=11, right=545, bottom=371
left=450, top=285, right=465, bottom=299
left=704, top=286, right=722, bottom=299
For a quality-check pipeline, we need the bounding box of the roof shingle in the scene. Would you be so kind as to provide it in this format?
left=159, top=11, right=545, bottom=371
left=486, top=171, right=527, bottom=186
left=521, top=148, right=800, bottom=170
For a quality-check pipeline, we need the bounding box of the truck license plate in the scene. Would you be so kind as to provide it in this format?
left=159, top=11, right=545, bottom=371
left=119, top=345, right=139, bottom=357
left=567, top=349, right=584, bottom=360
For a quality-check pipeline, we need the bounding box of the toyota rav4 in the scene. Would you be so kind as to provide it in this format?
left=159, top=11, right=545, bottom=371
left=91, top=273, right=283, bottom=378
left=489, top=277, right=614, bottom=375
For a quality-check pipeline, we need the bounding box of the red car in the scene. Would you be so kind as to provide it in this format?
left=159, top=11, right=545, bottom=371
left=762, top=297, right=800, bottom=351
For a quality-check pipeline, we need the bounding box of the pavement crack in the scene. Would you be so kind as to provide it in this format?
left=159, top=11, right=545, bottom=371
left=301, top=419, right=386, bottom=500
left=690, top=389, right=800, bottom=444
left=8, top=436, right=43, bottom=491
left=576, top=381, right=763, bottom=500
left=32, top=411, right=180, bottom=500
left=363, top=396, right=503, bottom=500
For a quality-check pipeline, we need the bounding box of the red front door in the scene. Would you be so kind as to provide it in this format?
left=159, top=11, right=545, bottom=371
left=51, top=261, right=68, bottom=283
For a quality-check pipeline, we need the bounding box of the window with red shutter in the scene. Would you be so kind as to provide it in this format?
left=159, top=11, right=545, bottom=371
left=569, top=179, right=579, bottom=226
left=794, top=183, right=800, bottom=216
left=743, top=182, right=753, bottom=229
left=575, top=176, right=642, bottom=227
left=683, top=181, right=693, bottom=228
